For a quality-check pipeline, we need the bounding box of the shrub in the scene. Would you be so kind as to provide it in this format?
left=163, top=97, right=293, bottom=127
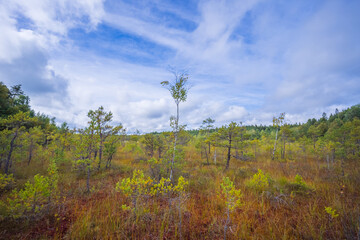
left=115, top=170, right=153, bottom=212
left=325, top=206, right=339, bottom=219
left=219, top=177, right=242, bottom=240
left=1, top=160, right=59, bottom=219
left=245, top=169, right=271, bottom=192
left=5, top=174, right=50, bottom=219
left=286, top=174, right=312, bottom=194
left=0, top=173, right=15, bottom=191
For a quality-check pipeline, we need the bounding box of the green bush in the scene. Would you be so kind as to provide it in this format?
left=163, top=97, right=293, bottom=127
left=0, top=173, right=15, bottom=191
left=245, top=169, right=271, bottom=192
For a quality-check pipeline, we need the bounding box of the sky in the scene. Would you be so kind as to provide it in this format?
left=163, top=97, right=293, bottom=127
left=0, top=0, right=359, bottom=132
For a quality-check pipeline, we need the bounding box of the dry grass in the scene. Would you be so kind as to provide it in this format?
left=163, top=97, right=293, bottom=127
left=0, top=146, right=359, bottom=240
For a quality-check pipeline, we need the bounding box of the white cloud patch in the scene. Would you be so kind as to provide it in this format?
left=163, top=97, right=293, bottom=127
left=0, top=0, right=359, bottom=132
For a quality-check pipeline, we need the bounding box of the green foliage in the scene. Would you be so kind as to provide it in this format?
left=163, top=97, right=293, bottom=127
left=287, top=174, right=311, bottom=194
left=246, top=169, right=270, bottom=192
left=150, top=176, right=188, bottom=196
left=0, top=83, right=30, bottom=118
left=116, top=170, right=153, bottom=197
left=4, top=174, right=50, bottom=218
left=123, top=141, right=143, bottom=155
left=148, top=157, right=167, bottom=178
left=1, top=160, right=59, bottom=219
left=115, top=170, right=153, bottom=211
left=277, top=174, right=311, bottom=195
left=294, top=174, right=306, bottom=187
left=161, top=73, right=189, bottom=104
left=0, top=173, right=15, bottom=191
left=47, top=159, right=59, bottom=200
left=219, top=177, right=242, bottom=212
left=115, top=169, right=188, bottom=212
left=325, top=206, right=339, bottom=218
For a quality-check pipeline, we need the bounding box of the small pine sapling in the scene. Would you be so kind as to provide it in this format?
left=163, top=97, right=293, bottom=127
left=219, top=177, right=242, bottom=240
left=246, top=169, right=270, bottom=193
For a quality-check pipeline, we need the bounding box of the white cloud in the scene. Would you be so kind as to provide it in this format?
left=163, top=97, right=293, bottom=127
left=0, top=0, right=359, bottom=132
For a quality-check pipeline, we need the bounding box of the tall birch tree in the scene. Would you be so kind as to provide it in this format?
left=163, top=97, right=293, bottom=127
left=161, top=72, right=190, bottom=182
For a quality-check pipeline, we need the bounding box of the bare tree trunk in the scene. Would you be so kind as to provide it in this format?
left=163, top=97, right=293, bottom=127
left=272, top=128, right=278, bottom=160
left=170, top=102, right=179, bottom=182
left=224, top=207, right=230, bottom=240
left=5, top=130, right=18, bottom=174
left=178, top=197, right=183, bottom=240
left=282, top=136, right=286, bottom=159
left=214, top=148, right=217, bottom=165
left=204, top=146, right=209, bottom=165
left=98, top=137, right=103, bottom=170
left=28, top=141, right=33, bottom=165
left=226, top=137, right=232, bottom=170
left=326, top=154, right=330, bottom=169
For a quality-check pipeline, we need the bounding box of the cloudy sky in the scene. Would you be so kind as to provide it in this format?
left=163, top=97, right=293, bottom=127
left=0, top=0, right=359, bottom=132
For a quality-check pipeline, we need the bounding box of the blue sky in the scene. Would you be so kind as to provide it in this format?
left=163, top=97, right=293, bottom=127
left=0, top=0, right=359, bottom=132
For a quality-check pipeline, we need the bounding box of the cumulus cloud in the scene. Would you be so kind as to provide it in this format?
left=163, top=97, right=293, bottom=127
left=0, top=0, right=105, bottom=121
left=0, top=0, right=359, bottom=131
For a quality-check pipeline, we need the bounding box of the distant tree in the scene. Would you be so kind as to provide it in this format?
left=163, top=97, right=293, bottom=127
left=272, top=113, right=285, bottom=160
left=104, top=126, right=125, bottom=169
left=195, top=134, right=210, bottom=164
left=280, top=123, right=292, bottom=159
left=73, top=119, right=99, bottom=193
left=200, top=117, right=215, bottom=155
left=218, top=122, right=241, bottom=170
left=87, top=106, right=113, bottom=170
left=161, top=71, right=190, bottom=181
left=141, top=134, right=158, bottom=158
left=234, top=122, right=249, bottom=160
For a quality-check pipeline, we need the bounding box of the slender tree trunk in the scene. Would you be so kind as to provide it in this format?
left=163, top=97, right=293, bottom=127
left=282, top=136, right=286, bottom=159
left=158, top=148, right=162, bottom=159
left=5, top=129, right=18, bottom=174
left=32, top=191, right=38, bottom=214
left=214, top=148, right=217, bottom=165
left=204, top=146, right=209, bottom=164
left=178, top=197, right=183, bottom=240
left=326, top=154, right=330, bottom=169
left=224, top=207, right=230, bottom=240
left=272, top=128, right=278, bottom=160
left=170, top=102, right=179, bottom=182
left=98, top=137, right=103, bottom=170
left=28, top=142, right=33, bottom=165
left=226, top=137, right=232, bottom=170
left=313, top=140, right=316, bottom=151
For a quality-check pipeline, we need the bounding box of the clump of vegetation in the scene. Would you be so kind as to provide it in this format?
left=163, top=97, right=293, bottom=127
left=219, top=177, right=242, bottom=240
left=1, top=160, right=59, bottom=219
left=0, top=173, right=14, bottom=191
left=115, top=169, right=153, bottom=213
left=325, top=206, right=339, bottom=219
left=285, top=174, right=312, bottom=195
left=245, top=169, right=271, bottom=192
